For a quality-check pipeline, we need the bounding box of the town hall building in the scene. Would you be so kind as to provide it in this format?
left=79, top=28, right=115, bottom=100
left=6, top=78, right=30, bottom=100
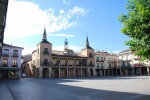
left=22, top=28, right=95, bottom=78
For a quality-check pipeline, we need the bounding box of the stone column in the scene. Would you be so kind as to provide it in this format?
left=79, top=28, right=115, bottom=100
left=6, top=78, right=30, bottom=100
left=18, top=70, right=21, bottom=78
left=59, top=67, right=60, bottom=78
left=120, top=69, right=122, bottom=76
left=147, top=67, right=150, bottom=75
left=67, top=68, right=68, bottom=78
left=49, top=67, right=52, bottom=78
left=112, top=70, right=114, bottom=76
left=81, top=68, right=82, bottom=77
left=108, top=70, right=110, bottom=76
left=74, top=68, right=76, bottom=77
left=125, top=69, right=128, bottom=76
left=39, top=67, right=43, bottom=78
left=132, top=68, right=134, bottom=76
left=100, top=70, right=102, bottom=76
left=139, top=67, right=142, bottom=75
left=116, top=69, right=118, bottom=76
left=104, top=70, right=106, bottom=76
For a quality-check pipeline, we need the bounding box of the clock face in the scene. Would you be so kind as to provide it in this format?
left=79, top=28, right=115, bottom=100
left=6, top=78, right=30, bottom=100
left=70, top=51, right=72, bottom=55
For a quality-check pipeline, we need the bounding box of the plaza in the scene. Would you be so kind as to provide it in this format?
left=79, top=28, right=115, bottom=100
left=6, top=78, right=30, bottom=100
left=0, top=76, right=150, bottom=100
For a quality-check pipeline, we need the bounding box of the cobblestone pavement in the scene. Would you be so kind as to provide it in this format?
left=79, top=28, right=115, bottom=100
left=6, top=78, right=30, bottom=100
left=0, top=76, right=150, bottom=100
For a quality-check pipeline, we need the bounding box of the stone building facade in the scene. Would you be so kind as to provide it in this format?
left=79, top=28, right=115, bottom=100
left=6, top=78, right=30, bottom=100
left=25, top=28, right=95, bottom=78
left=94, top=51, right=120, bottom=76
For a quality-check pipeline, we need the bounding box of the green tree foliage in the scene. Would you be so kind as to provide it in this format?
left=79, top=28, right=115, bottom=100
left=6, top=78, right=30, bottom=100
left=119, top=0, right=150, bottom=60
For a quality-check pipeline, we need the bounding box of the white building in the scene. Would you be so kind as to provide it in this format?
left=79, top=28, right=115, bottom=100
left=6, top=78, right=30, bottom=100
left=119, top=49, right=150, bottom=75
left=0, top=43, right=24, bottom=78
left=94, top=51, right=119, bottom=76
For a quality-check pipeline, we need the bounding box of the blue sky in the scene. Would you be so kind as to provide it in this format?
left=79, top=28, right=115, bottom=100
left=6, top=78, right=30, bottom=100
left=4, top=0, right=129, bottom=55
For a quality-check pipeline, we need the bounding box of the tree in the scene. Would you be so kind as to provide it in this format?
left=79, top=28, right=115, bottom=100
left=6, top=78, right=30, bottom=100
left=119, top=0, right=150, bottom=60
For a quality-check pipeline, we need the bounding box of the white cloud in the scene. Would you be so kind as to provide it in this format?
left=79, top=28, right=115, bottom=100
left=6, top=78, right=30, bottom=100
left=62, top=0, right=70, bottom=5
left=53, top=45, right=82, bottom=51
left=5, top=0, right=88, bottom=38
left=22, top=47, right=36, bottom=55
left=60, top=9, right=64, bottom=14
left=47, top=33, right=74, bottom=37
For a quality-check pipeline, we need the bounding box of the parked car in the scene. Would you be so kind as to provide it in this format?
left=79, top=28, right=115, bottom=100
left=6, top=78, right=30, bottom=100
left=21, top=73, right=27, bottom=78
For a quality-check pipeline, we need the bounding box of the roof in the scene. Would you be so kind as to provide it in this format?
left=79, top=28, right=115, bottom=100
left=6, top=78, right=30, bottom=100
left=3, top=43, right=24, bottom=49
left=82, top=45, right=93, bottom=50
left=119, top=49, right=131, bottom=53
left=40, top=39, right=51, bottom=44
left=32, top=50, right=37, bottom=54
left=52, top=50, right=64, bottom=55
left=52, top=54, right=87, bottom=58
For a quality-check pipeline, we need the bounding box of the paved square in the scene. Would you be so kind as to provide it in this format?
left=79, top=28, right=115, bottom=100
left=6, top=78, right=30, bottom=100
left=0, top=76, right=150, bottom=100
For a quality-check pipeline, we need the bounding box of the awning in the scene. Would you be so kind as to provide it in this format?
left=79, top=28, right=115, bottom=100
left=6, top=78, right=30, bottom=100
left=0, top=67, right=21, bottom=70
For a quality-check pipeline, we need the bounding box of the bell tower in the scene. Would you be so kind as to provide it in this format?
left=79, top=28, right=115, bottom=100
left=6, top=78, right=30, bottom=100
left=64, top=37, right=68, bottom=50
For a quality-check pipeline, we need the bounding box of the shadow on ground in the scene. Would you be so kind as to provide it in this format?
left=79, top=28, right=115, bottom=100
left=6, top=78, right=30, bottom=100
left=1, top=76, right=150, bottom=100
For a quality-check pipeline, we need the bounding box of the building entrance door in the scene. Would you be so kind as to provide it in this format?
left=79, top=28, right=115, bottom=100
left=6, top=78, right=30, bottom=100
left=42, top=68, right=49, bottom=78
left=2, top=70, right=8, bottom=79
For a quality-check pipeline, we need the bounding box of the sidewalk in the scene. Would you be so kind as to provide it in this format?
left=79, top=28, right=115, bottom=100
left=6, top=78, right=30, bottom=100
left=0, top=80, right=13, bottom=100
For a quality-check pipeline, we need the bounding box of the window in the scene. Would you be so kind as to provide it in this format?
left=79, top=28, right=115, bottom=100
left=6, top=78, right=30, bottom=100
left=101, top=63, right=103, bottom=68
left=13, top=50, right=18, bottom=55
left=97, top=63, right=99, bottom=68
left=109, top=63, right=111, bottom=68
left=89, top=53, right=93, bottom=57
left=44, top=59, right=48, bottom=64
left=38, top=59, right=39, bottom=65
left=4, top=49, right=9, bottom=54
left=12, top=59, right=17, bottom=65
left=3, top=58, right=8, bottom=65
left=43, top=48, right=48, bottom=54
left=90, top=61, right=92, bottom=66
left=96, top=56, right=99, bottom=61
left=38, top=48, right=39, bottom=54
left=100, top=57, right=103, bottom=61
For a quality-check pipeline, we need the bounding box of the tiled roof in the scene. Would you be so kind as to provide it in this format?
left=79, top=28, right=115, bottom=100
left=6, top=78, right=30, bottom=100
left=119, top=49, right=131, bottom=53
left=52, top=50, right=64, bottom=55
left=3, top=43, right=24, bottom=49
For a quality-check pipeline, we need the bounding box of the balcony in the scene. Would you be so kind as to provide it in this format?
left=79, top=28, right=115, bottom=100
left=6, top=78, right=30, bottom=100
left=82, top=64, right=87, bottom=67
left=88, top=64, right=95, bottom=67
left=42, top=62, right=49, bottom=66
left=111, top=60, right=117, bottom=63
left=12, top=53, right=19, bottom=58
left=1, top=64, right=8, bottom=67
left=96, top=59, right=104, bottom=62
left=97, top=66, right=103, bottom=69
left=11, top=64, right=18, bottom=67
left=2, top=53, right=9, bottom=57
left=43, top=51, right=49, bottom=55
left=53, top=64, right=59, bottom=66
left=89, top=55, right=93, bottom=58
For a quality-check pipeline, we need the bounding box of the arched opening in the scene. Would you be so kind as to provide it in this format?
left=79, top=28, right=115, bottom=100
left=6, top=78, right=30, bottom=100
left=54, top=69, right=59, bottom=78
left=90, top=69, right=93, bottom=76
left=42, top=68, right=49, bottom=78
